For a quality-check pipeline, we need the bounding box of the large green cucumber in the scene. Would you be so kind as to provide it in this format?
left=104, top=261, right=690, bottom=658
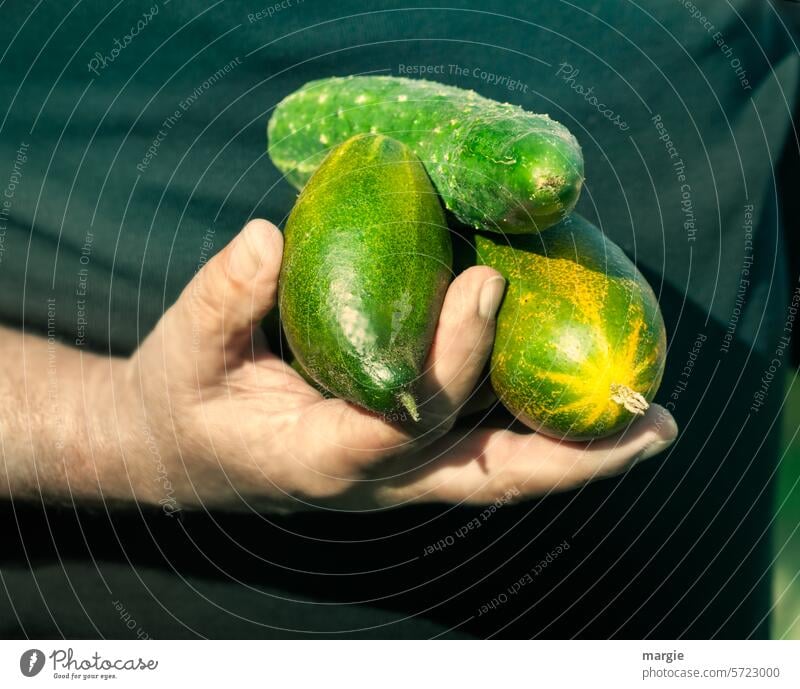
left=279, top=134, right=452, bottom=420
left=476, top=214, right=667, bottom=439
left=268, top=76, right=583, bottom=234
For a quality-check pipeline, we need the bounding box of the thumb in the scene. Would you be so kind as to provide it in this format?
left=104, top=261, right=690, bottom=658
left=169, top=219, right=283, bottom=376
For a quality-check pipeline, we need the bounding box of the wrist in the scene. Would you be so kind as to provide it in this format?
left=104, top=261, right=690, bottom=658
left=70, top=353, right=166, bottom=507
left=93, top=351, right=188, bottom=513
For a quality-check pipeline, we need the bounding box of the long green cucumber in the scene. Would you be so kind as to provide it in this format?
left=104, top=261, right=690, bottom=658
left=279, top=134, right=452, bottom=419
left=268, top=76, right=584, bottom=234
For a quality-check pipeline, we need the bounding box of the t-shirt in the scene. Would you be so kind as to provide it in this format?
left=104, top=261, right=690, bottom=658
left=0, top=0, right=798, bottom=638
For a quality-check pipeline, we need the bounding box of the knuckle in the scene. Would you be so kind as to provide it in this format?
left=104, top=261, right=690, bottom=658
left=182, top=271, right=222, bottom=325
left=436, top=295, right=472, bottom=333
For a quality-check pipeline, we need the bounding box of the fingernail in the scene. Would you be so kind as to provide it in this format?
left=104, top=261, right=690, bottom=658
left=478, top=276, right=506, bottom=320
left=636, top=405, right=678, bottom=462
left=229, top=221, right=271, bottom=280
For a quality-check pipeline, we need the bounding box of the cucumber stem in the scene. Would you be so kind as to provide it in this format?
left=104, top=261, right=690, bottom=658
left=397, top=390, right=421, bottom=422
left=610, top=383, right=649, bottom=416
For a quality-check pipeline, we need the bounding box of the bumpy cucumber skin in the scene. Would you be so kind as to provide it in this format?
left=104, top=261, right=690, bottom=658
left=279, top=134, right=452, bottom=417
left=268, top=76, right=584, bottom=234
left=476, top=214, right=667, bottom=440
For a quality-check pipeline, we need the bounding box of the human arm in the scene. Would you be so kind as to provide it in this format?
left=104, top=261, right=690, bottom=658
left=0, top=219, right=677, bottom=513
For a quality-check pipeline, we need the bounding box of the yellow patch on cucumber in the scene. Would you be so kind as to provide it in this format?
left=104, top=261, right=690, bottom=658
left=498, top=250, right=657, bottom=435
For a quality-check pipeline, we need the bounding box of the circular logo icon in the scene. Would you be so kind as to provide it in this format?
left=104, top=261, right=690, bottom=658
left=20, top=649, right=45, bottom=677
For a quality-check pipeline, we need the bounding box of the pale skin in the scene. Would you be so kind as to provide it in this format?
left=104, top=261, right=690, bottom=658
left=0, top=219, right=677, bottom=513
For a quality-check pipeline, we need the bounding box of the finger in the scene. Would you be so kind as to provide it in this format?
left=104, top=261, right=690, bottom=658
left=166, top=219, right=283, bottom=378
left=374, top=404, right=678, bottom=507
left=417, top=265, right=505, bottom=423
left=458, top=378, right=498, bottom=417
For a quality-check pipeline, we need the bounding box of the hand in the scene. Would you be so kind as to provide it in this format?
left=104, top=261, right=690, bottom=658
left=107, top=220, right=677, bottom=513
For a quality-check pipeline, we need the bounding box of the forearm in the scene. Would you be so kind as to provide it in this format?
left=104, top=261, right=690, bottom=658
left=0, top=324, right=140, bottom=504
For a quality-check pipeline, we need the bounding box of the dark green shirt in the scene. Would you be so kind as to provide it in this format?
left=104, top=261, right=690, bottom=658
left=1, top=0, right=798, bottom=638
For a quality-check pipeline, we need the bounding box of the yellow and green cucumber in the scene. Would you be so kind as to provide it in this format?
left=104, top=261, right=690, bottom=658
left=268, top=76, right=584, bottom=234
left=476, top=214, right=667, bottom=439
left=279, top=134, right=452, bottom=420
